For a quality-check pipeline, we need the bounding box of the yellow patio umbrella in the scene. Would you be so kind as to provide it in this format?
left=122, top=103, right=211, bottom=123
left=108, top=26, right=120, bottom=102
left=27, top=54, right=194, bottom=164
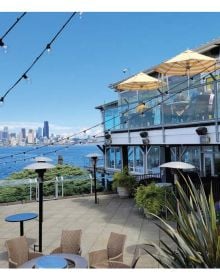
left=155, top=49, right=217, bottom=76
left=115, top=72, right=165, bottom=114
left=155, top=49, right=218, bottom=98
left=115, top=72, right=164, bottom=91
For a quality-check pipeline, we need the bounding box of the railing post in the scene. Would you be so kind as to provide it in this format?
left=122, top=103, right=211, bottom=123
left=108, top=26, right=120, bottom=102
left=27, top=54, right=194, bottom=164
left=55, top=177, right=58, bottom=199
left=61, top=176, right=64, bottom=197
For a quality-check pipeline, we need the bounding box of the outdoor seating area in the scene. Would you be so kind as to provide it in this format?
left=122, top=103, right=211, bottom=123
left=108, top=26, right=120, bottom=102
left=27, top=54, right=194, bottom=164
left=0, top=194, right=169, bottom=269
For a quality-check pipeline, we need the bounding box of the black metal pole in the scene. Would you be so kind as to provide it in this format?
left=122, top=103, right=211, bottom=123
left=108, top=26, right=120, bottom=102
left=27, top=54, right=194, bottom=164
left=20, top=221, right=24, bottom=236
left=37, top=169, right=45, bottom=252
left=93, top=160, right=98, bottom=204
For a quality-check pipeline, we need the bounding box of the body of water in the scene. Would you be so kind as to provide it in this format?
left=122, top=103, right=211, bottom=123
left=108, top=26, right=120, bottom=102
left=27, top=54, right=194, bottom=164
left=0, top=144, right=100, bottom=179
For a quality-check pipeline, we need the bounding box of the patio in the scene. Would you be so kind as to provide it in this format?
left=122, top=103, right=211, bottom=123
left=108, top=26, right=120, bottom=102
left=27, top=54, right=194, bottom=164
left=0, top=194, right=172, bottom=268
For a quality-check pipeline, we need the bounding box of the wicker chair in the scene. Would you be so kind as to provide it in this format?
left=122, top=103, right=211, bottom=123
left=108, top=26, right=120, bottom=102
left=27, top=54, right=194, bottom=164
left=89, top=232, right=127, bottom=268
left=50, top=229, right=82, bottom=255
left=5, top=236, right=43, bottom=268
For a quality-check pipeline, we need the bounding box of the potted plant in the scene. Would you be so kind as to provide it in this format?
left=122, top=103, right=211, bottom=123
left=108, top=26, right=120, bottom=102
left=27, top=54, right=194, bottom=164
left=112, top=167, right=136, bottom=198
left=134, top=182, right=166, bottom=218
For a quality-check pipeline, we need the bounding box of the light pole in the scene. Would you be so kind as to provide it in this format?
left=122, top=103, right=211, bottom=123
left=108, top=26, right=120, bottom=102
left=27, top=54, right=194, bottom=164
left=24, top=157, right=55, bottom=252
left=86, top=153, right=101, bottom=204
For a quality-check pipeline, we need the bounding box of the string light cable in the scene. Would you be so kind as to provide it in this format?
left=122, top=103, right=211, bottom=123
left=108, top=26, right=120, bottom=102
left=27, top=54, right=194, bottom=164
left=0, top=12, right=78, bottom=104
left=0, top=12, right=27, bottom=51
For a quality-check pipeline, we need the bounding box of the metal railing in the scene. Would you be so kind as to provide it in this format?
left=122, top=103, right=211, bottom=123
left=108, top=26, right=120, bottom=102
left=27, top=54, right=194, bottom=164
left=0, top=175, right=91, bottom=202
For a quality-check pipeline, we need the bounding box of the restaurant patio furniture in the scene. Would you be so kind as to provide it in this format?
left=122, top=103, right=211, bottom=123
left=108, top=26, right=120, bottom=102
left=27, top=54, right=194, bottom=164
left=50, top=229, right=82, bottom=255
left=5, top=236, right=43, bottom=268
left=5, top=212, right=38, bottom=236
left=89, top=232, right=126, bottom=268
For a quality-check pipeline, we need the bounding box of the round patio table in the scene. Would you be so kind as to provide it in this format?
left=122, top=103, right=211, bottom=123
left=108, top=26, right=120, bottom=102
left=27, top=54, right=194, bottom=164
left=5, top=212, right=38, bottom=236
left=19, top=253, right=88, bottom=268
left=35, top=256, right=68, bottom=269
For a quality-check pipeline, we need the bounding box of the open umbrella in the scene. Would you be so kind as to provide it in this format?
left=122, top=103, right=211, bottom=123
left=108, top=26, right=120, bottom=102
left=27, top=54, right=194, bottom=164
left=155, top=49, right=217, bottom=103
left=155, top=49, right=217, bottom=76
left=116, top=72, right=165, bottom=114
left=159, top=161, right=195, bottom=170
left=115, top=72, right=164, bottom=91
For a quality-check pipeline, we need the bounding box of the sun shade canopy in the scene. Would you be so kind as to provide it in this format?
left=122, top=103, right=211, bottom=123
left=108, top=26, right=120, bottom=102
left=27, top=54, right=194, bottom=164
left=115, top=72, right=164, bottom=91
left=155, top=50, right=217, bottom=76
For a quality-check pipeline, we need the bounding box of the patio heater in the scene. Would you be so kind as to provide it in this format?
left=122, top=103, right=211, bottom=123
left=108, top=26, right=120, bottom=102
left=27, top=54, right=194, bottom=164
left=24, top=157, right=55, bottom=252
left=86, top=153, right=101, bottom=204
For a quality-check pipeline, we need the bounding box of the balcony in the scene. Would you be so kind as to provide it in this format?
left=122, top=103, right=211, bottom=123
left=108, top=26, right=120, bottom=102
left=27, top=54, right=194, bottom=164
left=104, top=77, right=220, bottom=132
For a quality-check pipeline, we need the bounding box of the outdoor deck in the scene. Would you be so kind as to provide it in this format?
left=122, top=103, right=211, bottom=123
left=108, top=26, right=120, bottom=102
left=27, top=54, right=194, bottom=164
left=0, top=194, right=173, bottom=268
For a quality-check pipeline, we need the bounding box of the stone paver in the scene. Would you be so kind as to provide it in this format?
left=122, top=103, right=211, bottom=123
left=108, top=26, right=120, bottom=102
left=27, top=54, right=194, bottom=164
left=0, top=194, right=172, bottom=268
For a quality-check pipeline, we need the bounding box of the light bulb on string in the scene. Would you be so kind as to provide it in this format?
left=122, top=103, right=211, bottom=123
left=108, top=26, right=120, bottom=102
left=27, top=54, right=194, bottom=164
left=0, top=97, right=4, bottom=107
left=22, top=73, right=31, bottom=84
left=79, top=12, right=83, bottom=19
left=0, top=38, right=8, bottom=53
left=46, top=43, right=51, bottom=53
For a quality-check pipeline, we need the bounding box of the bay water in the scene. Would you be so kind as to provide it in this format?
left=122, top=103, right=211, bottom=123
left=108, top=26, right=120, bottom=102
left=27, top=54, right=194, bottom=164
left=0, top=144, right=100, bottom=179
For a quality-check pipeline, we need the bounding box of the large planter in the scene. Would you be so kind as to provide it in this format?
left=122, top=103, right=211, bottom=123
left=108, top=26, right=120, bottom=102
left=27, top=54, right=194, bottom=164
left=117, top=186, right=130, bottom=198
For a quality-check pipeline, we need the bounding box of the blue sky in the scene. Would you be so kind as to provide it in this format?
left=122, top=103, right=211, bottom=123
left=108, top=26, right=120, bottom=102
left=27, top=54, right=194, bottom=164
left=1, top=12, right=220, bottom=136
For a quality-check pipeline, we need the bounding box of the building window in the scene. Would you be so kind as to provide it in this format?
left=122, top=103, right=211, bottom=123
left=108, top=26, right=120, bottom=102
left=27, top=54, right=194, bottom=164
left=128, top=146, right=144, bottom=174
left=147, top=146, right=160, bottom=174
left=106, top=147, right=121, bottom=169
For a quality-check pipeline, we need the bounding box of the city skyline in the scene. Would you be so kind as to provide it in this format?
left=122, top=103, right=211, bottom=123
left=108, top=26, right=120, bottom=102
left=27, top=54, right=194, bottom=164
left=0, top=119, right=102, bottom=147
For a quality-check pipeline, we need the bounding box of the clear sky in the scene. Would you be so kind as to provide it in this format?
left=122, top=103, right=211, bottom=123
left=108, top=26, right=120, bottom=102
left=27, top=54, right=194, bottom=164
left=1, top=12, right=220, bottom=136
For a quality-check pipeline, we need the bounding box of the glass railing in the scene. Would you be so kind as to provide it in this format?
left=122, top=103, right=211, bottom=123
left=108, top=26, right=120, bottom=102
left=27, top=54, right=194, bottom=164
left=104, top=78, right=220, bottom=131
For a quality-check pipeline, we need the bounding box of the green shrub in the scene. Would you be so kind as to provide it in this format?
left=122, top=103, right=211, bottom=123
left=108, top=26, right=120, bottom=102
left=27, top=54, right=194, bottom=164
left=135, top=183, right=166, bottom=215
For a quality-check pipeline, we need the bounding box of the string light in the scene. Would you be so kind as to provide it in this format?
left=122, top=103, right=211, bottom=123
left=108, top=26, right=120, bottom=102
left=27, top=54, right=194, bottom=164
left=0, top=12, right=27, bottom=51
left=0, top=39, right=7, bottom=52
left=46, top=43, right=51, bottom=53
left=0, top=97, right=4, bottom=106
left=22, top=73, right=28, bottom=80
left=0, top=12, right=77, bottom=103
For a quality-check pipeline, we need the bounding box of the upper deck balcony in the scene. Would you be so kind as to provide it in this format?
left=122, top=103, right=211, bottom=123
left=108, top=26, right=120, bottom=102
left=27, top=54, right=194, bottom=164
left=103, top=75, right=220, bottom=133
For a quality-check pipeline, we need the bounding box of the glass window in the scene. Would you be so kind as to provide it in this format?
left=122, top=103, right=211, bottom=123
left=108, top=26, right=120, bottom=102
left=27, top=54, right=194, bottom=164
left=147, top=146, right=160, bottom=174
left=115, top=147, right=122, bottom=169
left=104, top=107, right=120, bottom=131
left=128, top=146, right=144, bottom=173
left=106, top=147, right=121, bottom=169
left=181, top=146, right=200, bottom=170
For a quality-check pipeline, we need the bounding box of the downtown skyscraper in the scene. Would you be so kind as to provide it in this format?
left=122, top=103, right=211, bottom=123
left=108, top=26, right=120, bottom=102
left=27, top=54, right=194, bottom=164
left=43, top=121, right=49, bottom=139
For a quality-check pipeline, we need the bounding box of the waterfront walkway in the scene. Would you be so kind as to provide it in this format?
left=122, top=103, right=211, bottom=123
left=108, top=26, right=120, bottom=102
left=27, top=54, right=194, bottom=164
left=0, top=194, right=172, bottom=268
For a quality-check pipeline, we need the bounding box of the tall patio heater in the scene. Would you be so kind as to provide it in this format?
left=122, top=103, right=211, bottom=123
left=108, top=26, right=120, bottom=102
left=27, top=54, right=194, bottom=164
left=86, top=153, right=101, bottom=204
left=24, top=157, right=55, bottom=252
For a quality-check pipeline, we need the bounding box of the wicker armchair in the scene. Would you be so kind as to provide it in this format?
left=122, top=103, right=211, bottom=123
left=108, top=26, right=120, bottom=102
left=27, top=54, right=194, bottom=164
left=50, top=229, right=82, bottom=255
left=89, top=232, right=127, bottom=268
left=5, top=236, right=43, bottom=268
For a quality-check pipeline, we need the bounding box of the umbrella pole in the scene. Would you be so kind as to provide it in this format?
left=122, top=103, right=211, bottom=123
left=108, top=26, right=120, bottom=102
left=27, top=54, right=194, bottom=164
left=187, top=68, right=190, bottom=98
left=161, top=74, right=165, bottom=143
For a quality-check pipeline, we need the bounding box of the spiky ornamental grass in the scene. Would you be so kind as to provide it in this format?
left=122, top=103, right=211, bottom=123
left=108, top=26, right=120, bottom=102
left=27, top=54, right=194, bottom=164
left=142, top=174, right=220, bottom=268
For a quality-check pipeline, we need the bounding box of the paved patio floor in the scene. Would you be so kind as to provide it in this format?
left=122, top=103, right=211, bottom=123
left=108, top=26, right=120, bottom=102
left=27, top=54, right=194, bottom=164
left=0, top=194, right=173, bottom=268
